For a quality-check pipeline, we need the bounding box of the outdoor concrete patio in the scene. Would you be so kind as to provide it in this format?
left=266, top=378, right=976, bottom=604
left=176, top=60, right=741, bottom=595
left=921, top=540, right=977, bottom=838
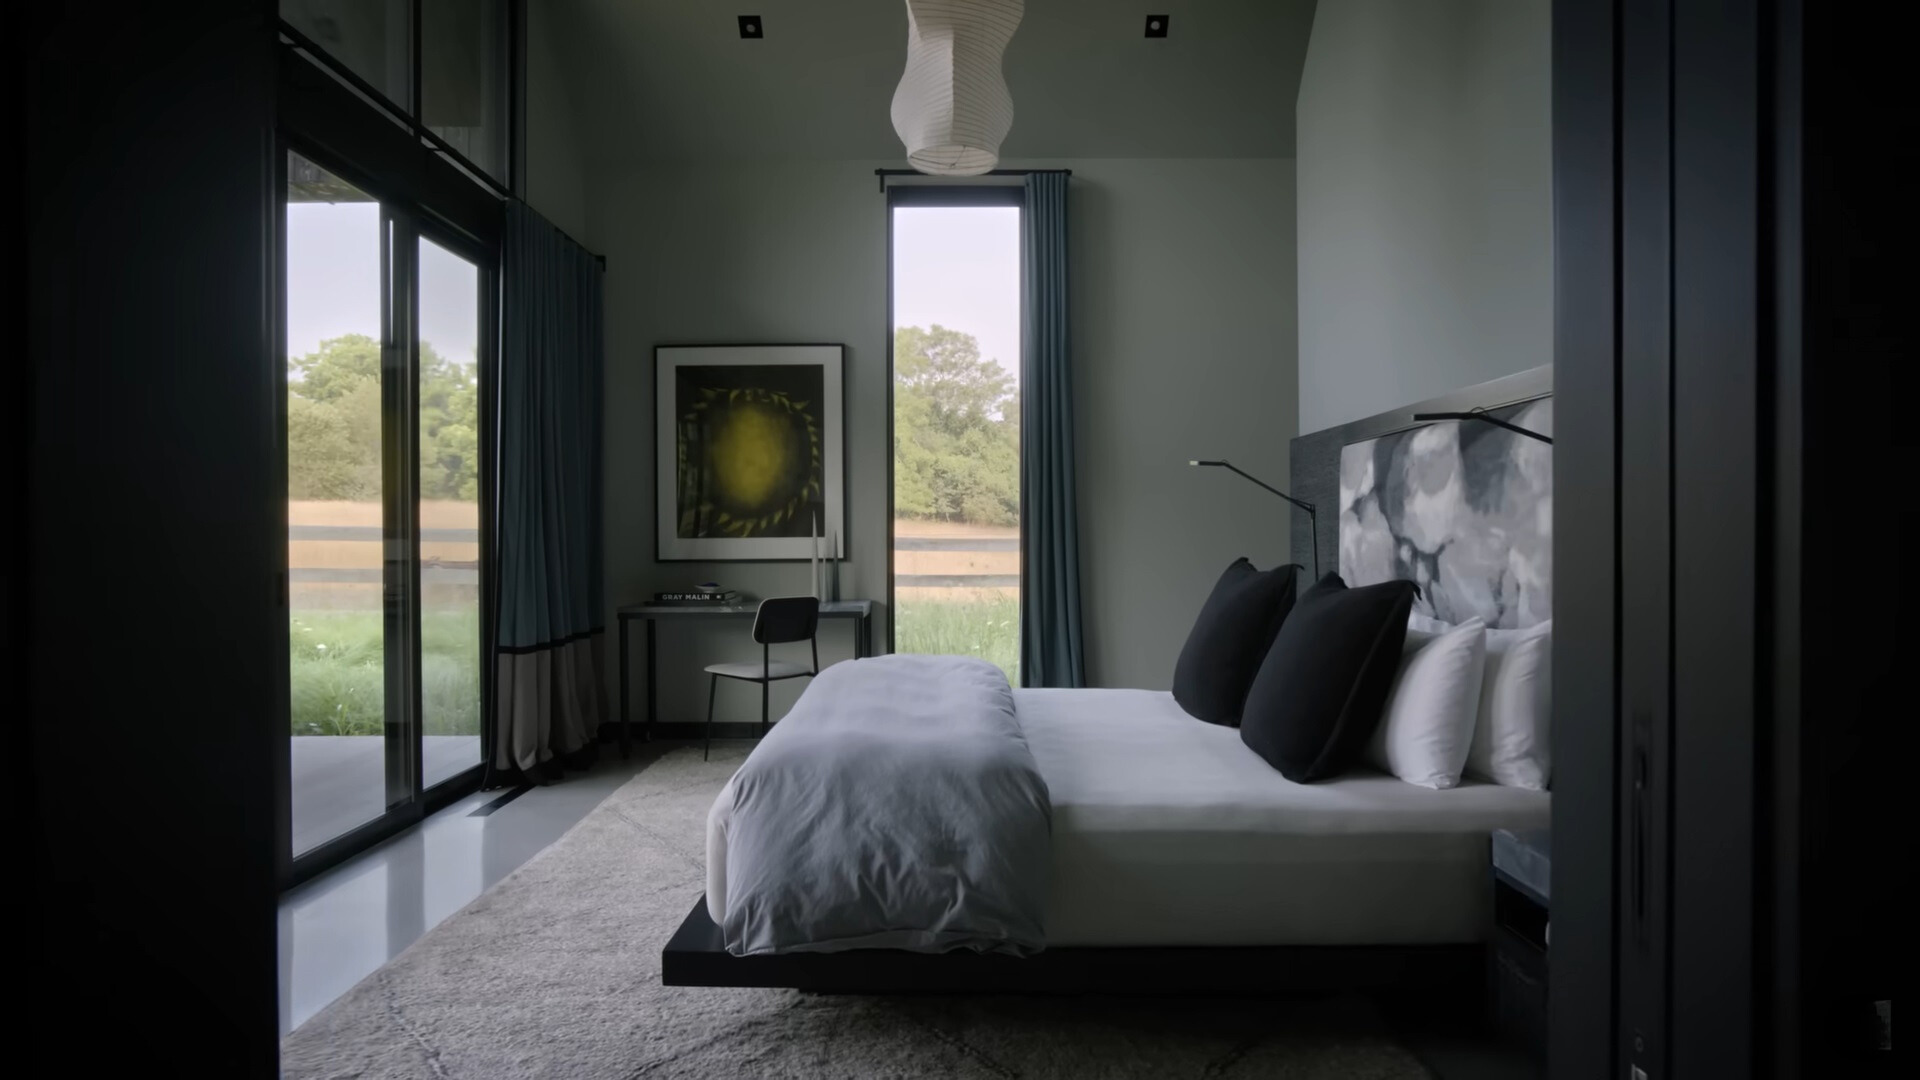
left=292, top=736, right=482, bottom=855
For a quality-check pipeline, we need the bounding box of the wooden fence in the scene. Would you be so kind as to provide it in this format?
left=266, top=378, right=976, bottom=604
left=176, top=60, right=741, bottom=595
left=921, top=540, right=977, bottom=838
left=892, top=535, right=1018, bottom=590
left=287, top=530, right=1015, bottom=589
left=289, top=524, right=478, bottom=585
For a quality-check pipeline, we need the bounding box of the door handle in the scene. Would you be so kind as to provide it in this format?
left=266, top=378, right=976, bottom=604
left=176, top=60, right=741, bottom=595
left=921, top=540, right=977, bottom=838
left=1630, top=708, right=1651, bottom=944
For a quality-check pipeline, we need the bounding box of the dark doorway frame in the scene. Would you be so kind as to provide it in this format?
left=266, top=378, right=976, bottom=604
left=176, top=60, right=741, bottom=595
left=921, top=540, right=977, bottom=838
left=1548, top=0, right=1621, bottom=1076
left=1549, top=1, right=1900, bottom=1076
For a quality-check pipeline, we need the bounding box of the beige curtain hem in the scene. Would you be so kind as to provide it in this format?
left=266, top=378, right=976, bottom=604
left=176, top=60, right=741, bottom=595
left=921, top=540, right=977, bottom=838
left=494, top=634, right=606, bottom=773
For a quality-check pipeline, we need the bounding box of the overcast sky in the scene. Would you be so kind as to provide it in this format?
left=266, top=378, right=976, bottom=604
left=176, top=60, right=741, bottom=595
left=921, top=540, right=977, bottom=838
left=291, top=201, right=1007, bottom=383
left=892, top=206, right=1020, bottom=385
left=286, top=202, right=479, bottom=368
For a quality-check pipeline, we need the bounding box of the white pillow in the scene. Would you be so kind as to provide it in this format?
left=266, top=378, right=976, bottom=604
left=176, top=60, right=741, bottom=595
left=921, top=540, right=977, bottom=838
left=1411, top=613, right=1553, bottom=790
left=1365, top=618, right=1487, bottom=789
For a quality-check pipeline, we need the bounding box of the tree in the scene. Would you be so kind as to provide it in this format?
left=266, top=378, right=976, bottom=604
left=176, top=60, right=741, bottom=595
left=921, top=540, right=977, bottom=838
left=286, top=380, right=380, bottom=499
left=894, top=324, right=1015, bottom=426
left=892, top=325, right=1020, bottom=526
left=289, top=332, right=380, bottom=404
left=416, top=341, right=480, bottom=501
left=286, top=333, right=480, bottom=501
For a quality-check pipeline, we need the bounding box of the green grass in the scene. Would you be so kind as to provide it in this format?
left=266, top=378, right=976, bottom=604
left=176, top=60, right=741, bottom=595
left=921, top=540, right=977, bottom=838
left=290, top=609, right=481, bottom=736
left=894, top=593, right=1020, bottom=685
left=294, top=597, right=1019, bottom=734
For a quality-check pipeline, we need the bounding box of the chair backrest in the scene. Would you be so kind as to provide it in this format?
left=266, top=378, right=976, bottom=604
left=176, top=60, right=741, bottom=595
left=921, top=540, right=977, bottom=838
left=753, top=596, right=820, bottom=645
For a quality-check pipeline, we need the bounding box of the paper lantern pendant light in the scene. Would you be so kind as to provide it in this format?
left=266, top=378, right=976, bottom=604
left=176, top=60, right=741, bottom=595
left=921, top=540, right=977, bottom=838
left=890, top=0, right=1024, bottom=176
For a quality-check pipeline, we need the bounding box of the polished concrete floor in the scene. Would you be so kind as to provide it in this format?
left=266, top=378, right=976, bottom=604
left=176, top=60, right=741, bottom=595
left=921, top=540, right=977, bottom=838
left=291, top=735, right=483, bottom=856
left=278, top=743, right=681, bottom=1035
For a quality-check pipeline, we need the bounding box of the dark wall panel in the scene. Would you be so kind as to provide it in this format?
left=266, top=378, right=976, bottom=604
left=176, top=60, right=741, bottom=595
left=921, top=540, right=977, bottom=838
left=28, top=3, right=282, bottom=1074
left=1795, top=0, right=1901, bottom=1068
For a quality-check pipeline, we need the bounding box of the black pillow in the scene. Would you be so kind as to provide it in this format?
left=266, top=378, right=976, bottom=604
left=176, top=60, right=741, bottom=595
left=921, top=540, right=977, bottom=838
left=1239, top=573, right=1417, bottom=781
left=1171, top=559, right=1301, bottom=726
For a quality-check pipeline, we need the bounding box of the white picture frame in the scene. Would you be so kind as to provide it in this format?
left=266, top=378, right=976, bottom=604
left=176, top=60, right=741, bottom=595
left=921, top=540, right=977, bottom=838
left=655, top=344, right=845, bottom=561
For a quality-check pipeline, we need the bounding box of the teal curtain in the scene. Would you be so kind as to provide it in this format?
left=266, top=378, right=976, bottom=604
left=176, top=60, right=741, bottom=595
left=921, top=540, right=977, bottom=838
left=1019, top=173, right=1086, bottom=687
left=492, top=202, right=606, bottom=779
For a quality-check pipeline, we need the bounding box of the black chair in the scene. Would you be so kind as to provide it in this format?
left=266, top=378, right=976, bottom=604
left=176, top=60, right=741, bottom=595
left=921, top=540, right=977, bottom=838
left=704, top=596, right=820, bottom=760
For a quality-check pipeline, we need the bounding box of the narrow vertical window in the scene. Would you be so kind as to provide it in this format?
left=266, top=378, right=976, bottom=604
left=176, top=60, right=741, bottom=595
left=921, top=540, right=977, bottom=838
left=890, top=191, right=1023, bottom=681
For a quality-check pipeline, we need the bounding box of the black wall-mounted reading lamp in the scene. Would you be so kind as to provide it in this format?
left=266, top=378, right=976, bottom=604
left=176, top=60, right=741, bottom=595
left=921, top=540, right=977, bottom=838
left=1411, top=410, right=1554, bottom=445
left=1188, top=460, right=1319, bottom=579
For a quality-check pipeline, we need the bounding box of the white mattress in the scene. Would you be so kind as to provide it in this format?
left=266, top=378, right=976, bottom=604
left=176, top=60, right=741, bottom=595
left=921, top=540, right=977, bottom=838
left=1022, top=688, right=1550, bottom=946
left=705, top=687, right=1550, bottom=947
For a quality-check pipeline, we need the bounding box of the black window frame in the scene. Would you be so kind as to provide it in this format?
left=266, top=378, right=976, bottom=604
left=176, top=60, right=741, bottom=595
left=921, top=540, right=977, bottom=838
left=277, top=0, right=522, bottom=200
left=883, top=183, right=1026, bottom=657
left=276, top=41, right=504, bottom=888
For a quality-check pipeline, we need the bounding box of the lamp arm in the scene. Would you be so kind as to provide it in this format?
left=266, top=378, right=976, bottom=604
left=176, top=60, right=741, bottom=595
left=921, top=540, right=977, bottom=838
left=1411, top=410, right=1554, bottom=445
left=1217, top=462, right=1317, bottom=516
left=1198, top=460, right=1320, bottom=579
left=1304, top=502, right=1320, bottom=582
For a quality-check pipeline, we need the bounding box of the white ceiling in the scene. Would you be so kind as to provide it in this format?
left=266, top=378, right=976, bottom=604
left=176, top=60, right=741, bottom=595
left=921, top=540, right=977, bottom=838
left=547, top=0, right=1319, bottom=164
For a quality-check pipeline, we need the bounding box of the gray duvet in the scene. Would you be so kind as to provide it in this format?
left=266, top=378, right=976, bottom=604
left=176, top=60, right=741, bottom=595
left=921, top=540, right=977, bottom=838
left=716, top=654, right=1052, bottom=956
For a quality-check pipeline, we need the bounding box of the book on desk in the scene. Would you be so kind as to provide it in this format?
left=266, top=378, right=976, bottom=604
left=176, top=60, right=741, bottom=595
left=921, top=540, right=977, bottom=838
left=653, top=591, right=743, bottom=605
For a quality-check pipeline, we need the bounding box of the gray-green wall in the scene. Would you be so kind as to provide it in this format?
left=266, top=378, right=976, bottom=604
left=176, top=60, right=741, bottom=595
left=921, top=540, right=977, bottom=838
left=525, top=0, right=587, bottom=240
left=591, top=158, right=1296, bottom=721
left=1295, top=0, right=1551, bottom=433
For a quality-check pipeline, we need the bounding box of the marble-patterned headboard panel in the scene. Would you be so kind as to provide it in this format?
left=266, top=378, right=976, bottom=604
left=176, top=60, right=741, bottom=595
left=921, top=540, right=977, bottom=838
left=1288, top=366, right=1553, bottom=630
left=1339, top=399, right=1552, bottom=628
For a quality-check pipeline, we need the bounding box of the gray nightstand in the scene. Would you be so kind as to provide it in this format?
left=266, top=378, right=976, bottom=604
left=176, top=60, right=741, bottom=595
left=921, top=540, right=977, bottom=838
left=1489, top=828, right=1550, bottom=1062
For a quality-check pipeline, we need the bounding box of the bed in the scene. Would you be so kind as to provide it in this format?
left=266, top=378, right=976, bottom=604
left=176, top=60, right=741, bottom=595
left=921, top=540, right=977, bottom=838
left=666, top=372, right=1555, bottom=995
left=673, top=683, right=1547, bottom=994
left=1023, top=689, right=1548, bottom=947
left=703, top=687, right=1547, bottom=950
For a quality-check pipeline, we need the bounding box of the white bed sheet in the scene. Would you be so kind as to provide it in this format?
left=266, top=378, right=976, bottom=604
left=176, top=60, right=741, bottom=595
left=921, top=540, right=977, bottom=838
left=1020, top=688, right=1550, bottom=946
left=706, top=687, right=1550, bottom=947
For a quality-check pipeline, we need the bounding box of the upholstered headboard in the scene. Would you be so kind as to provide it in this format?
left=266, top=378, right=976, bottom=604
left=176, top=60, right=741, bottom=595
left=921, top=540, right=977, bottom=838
left=1289, top=367, right=1552, bottom=629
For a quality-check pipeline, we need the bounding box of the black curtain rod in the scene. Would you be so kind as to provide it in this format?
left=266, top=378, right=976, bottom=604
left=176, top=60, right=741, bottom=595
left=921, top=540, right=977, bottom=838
left=1412, top=411, right=1553, bottom=444
left=545, top=219, right=607, bottom=269
left=874, top=167, right=1072, bottom=192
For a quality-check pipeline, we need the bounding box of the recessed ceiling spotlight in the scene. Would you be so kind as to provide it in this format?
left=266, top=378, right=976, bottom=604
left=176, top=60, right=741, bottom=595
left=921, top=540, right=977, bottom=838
left=1145, top=15, right=1169, bottom=38
left=738, top=15, right=763, bottom=39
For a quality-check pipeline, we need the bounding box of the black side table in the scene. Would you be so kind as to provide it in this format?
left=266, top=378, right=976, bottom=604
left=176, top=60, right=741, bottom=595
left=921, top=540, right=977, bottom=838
left=1489, top=828, right=1550, bottom=1062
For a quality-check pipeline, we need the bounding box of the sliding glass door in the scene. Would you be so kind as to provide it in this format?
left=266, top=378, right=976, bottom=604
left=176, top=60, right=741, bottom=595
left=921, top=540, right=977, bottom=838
left=286, top=152, right=391, bottom=854
left=416, top=236, right=485, bottom=790
left=284, top=148, right=489, bottom=869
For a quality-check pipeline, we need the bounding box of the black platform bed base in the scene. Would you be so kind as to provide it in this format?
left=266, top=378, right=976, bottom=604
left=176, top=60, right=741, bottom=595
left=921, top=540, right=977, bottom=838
left=664, top=897, right=1485, bottom=997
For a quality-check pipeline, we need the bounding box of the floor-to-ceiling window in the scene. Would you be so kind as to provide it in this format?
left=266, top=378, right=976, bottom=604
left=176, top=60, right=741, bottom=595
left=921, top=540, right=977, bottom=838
left=889, top=187, right=1023, bottom=681
left=278, top=0, right=510, bottom=883
left=283, top=147, right=492, bottom=867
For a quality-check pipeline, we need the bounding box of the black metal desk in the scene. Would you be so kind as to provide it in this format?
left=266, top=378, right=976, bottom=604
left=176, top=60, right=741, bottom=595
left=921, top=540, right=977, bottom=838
left=614, top=600, right=875, bottom=757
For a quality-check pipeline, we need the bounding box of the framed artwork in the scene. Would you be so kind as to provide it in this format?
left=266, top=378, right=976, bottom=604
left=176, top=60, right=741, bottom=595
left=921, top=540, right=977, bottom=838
left=655, top=344, right=845, bottom=561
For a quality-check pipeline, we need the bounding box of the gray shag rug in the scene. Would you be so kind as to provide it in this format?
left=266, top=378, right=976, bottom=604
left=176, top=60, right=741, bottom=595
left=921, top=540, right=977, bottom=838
left=283, top=746, right=1432, bottom=1079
